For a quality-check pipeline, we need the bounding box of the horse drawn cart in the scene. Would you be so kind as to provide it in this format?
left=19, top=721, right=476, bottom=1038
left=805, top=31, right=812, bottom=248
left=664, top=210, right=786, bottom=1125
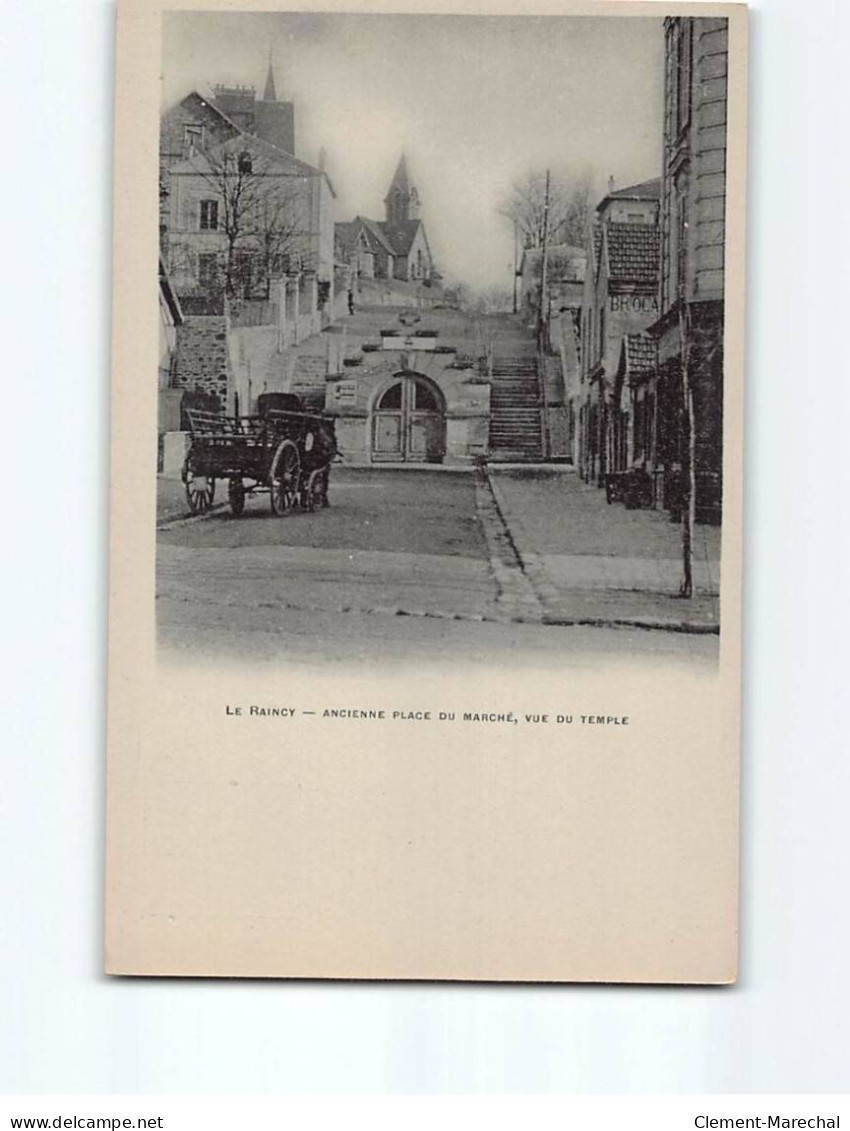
left=181, top=393, right=338, bottom=518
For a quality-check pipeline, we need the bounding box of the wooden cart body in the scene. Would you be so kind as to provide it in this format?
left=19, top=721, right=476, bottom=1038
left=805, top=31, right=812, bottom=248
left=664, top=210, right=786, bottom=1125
left=181, top=401, right=338, bottom=517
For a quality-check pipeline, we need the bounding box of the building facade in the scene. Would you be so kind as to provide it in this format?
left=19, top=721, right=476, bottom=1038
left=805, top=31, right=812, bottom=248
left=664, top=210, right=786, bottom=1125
left=577, top=179, right=661, bottom=484
left=163, top=133, right=335, bottom=303
left=643, top=16, right=728, bottom=524
left=160, top=58, right=334, bottom=305
left=322, top=316, right=489, bottom=466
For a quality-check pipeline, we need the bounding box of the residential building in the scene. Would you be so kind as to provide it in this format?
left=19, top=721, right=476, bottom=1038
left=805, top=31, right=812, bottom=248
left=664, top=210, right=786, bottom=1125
left=643, top=16, right=728, bottom=524
left=160, top=58, right=333, bottom=304
left=577, top=179, right=661, bottom=484
left=163, top=132, right=335, bottom=301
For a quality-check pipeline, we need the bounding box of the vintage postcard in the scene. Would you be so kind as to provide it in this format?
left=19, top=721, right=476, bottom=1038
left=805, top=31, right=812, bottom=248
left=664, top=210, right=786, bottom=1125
left=106, top=0, right=747, bottom=981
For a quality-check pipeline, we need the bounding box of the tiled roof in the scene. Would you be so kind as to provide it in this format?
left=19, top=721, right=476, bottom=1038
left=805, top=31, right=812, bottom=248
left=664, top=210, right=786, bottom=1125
left=338, top=216, right=424, bottom=259
left=623, top=333, right=657, bottom=381
left=359, top=217, right=397, bottom=256
left=605, top=223, right=660, bottom=284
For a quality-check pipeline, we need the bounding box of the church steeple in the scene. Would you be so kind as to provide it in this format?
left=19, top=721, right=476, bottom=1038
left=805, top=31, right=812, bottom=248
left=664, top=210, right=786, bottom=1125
left=263, top=49, right=277, bottom=102
left=384, top=155, right=419, bottom=224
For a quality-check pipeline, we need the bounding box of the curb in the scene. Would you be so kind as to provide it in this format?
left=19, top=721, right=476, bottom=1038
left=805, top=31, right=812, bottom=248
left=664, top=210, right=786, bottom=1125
left=486, top=467, right=720, bottom=636
left=156, top=502, right=228, bottom=531
left=541, top=614, right=719, bottom=635
left=473, top=471, right=545, bottom=624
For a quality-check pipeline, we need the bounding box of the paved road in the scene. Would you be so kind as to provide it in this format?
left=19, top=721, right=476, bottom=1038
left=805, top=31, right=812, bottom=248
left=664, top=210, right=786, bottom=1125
left=157, top=468, right=718, bottom=667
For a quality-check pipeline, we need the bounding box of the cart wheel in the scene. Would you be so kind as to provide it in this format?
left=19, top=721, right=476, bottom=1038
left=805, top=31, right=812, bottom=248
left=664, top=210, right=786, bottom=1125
left=228, top=477, right=246, bottom=518
left=270, top=440, right=300, bottom=516
left=183, top=459, right=216, bottom=514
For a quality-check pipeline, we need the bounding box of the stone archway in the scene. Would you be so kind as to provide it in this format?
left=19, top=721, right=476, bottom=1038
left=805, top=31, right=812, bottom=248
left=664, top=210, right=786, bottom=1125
left=371, top=373, right=446, bottom=463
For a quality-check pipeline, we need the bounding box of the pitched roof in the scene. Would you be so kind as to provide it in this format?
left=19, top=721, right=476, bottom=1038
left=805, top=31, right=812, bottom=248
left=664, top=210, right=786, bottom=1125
left=263, top=56, right=277, bottom=102
left=604, top=223, right=660, bottom=284
left=164, top=90, right=334, bottom=195
left=177, top=90, right=242, bottom=134
left=359, top=216, right=396, bottom=255
left=607, top=177, right=661, bottom=202
left=336, top=214, right=427, bottom=260
left=378, top=219, right=423, bottom=257
left=168, top=131, right=332, bottom=191
left=384, top=155, right=411, bottom=202
left=621, top=333, right=657, bottom=383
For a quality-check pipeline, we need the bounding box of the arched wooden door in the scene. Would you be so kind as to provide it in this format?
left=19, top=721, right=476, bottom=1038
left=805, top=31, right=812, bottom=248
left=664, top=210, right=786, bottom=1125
left=372, top=375, right=446, bottom=463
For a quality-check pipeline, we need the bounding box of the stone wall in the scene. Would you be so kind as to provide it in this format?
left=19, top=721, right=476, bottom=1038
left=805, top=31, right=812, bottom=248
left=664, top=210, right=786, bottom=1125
left=172, top=314, right=230, bottom=407
left=322, top=350, right=490, bottom=466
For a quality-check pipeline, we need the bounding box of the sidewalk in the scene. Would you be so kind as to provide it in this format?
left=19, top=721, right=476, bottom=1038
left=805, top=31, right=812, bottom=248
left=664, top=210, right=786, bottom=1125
left=488, top=467, right=721, bottom=631
left=157, top=476, right=207, bottom=525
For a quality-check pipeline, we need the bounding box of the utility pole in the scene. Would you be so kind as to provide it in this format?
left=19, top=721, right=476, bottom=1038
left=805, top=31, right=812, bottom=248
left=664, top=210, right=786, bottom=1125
left=538, top=169, right=551, bottom=353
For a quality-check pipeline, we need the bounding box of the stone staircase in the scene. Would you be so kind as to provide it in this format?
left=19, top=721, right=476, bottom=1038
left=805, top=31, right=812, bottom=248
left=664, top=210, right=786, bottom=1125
left=488, top=357, right=545, bottom=462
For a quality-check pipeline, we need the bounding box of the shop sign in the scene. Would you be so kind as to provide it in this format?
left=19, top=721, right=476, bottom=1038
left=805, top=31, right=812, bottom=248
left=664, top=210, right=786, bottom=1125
left=610, top=294, right=660, bottom=314
left=333, top=381, right=357, bottom=404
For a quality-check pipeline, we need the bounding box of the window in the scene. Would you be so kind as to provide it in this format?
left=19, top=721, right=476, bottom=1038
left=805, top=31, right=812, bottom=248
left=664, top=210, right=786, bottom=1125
left=674, top=19, right=693, bottom=134
left=199, top=199, right=219, bottom=231
left=183, top=124, right=204, bottom=154
left=238, top=151, right=253, bottom=174
left=413, top=381, right=439, bottom=412
left=378, top=382, right=402, bottom=410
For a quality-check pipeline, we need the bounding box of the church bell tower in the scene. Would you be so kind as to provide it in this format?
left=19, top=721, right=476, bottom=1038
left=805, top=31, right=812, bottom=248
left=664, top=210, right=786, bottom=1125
left=384, top=155, right=420, bottom=224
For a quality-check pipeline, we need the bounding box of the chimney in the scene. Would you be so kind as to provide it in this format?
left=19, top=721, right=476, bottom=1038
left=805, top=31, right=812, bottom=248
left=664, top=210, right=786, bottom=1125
left=608, top=175, right=615, bottom=195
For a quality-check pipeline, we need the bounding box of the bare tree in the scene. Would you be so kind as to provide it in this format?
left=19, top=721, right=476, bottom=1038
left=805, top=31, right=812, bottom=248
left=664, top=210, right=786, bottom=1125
left=190, top=140, right=310, bottom=297
left=677, top=303, right=723, bottom=599
left=500, top=169, right=593, bottom=251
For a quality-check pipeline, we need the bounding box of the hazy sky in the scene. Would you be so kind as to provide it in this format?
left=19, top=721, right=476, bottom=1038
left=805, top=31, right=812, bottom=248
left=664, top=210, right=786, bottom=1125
left=163, top=12, right=664, bottom=291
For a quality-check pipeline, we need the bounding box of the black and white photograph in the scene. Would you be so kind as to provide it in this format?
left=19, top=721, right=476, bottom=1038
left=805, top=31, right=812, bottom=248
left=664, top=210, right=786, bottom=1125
left=156, top=10, right=731, bottom=668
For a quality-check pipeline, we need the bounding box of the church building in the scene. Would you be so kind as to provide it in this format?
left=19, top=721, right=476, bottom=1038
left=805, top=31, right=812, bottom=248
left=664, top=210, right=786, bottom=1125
left=335, top=156, right=433, bottom=283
